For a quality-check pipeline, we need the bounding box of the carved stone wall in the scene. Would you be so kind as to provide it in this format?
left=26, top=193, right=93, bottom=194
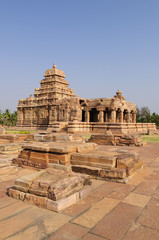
left=17, top=65, right=137, bottom=130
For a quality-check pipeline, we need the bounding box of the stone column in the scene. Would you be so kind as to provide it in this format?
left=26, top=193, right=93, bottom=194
left=120, top=110, right=123, bottom=123
left=98, top=111, right=104, bottom=122
left=54, top=108, right=57, bottom=121
left=127, top=111, right=130, bottom=123
left=132, top=112, right=136, bottom=123
left=21, top=108, right=23, bottom=126
left=85, top=110, right=90, bottom=122
left=30, top=108, right=33, bottom=127
left=59, top=110, right=62, bottom=121
left=111, top=109, right=116, bottom=123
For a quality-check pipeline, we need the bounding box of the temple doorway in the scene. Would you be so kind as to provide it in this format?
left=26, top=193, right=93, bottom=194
left=90, top=108, right=99, bottom=122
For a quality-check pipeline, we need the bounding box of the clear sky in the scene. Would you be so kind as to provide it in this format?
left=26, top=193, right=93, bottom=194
left=0, top=0, right=159, bottom=113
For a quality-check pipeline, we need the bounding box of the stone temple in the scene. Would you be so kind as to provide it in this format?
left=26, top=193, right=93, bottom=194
left=17, top=65, right=156, bottom=134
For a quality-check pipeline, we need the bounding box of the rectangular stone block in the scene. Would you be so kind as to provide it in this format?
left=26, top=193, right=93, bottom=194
left=117, top=154, right=135, bottom=169
left=79, top=185, right=92, bottom=200
left=48, top=176, right=84, bottom=201
left=28, top=151, right=49, bottom=163
left=100, top=168, right=126, bottom=179
left=19, top=150, right=29, bottom=159
left=47, top=192, right=79, bottom=212
left=72, top=165, right=100, bottom=176
left=71, top=152, right=116, bottom=169
left=25, top=193, right=47, bottom=208
left=48, top=153, right=71, bottom=164
left=14, top=170, right=45, bottom=192
left=71, top=159, right=112, bottom=169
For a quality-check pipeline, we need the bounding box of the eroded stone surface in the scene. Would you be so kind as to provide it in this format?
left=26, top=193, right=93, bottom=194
left=8, top=168, right=92, bottom=212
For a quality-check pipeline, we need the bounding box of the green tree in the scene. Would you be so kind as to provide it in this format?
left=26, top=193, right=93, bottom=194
left=0, top=110, right=4, bottom=124
left=136, top=106, right=159, bottom=127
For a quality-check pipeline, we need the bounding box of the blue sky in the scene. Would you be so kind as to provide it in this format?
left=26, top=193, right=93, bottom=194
left=0, top=0, right=159, bottom=113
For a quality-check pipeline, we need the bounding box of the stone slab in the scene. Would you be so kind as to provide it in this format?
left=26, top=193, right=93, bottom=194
left=48, top=222, right=89, bottom=240
left=72, top=197, right=119, bottom=228
left=92, top=202, right=142, bottom=240
left=122, top=192, right=151, bottom=208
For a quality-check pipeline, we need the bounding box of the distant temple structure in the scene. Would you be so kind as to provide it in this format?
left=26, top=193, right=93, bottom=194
left=17, top=65, right=156, bottom=133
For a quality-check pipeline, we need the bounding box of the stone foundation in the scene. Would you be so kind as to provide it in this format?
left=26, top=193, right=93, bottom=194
left=12, top=142, right=95, bottom=168
left=12, top=141, right=143, bottom=182
left=0, top=134, right=33, bottom=154
left=71, top=149, right=143, bottom=182
left=67, top=122, right=156, bottom=134
left=89, top=133, right=146, bottom=146
left=8, top=168, right=92, bottom=212
left=0, top=134, right=33, bottom=143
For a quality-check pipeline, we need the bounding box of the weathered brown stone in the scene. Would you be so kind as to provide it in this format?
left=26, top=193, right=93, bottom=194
left=71, top=151, right=116, bottom=169
left=48, top=176, right=89, bottom=201
left=16, top=65, right=156, bottom=134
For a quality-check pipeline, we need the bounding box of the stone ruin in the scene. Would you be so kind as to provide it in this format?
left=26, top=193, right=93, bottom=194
left=8, top=168, right=92, bottom=212
left=12, top=141, right=143, bottom=182
left=9, top=139, right=143, bottom=211
left=17, top=64, right=156, bottom=134
left=0, top=134, right=32, bottom=154
left=6, top=64, right=152, bottom=212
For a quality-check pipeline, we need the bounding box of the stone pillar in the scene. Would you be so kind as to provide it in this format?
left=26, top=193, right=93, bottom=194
left=59, top=110, right=62, bottom=121
left=120, top=110, right=123, bottom=123
left=30, top=108, right=33, bottom=127
left=19, top=108, right=23, bottom=127
left=132, top=112, right=136, bottom=123
left=99, top=111, right=104, bottom=122
left=64, top=109, right=68, bottom=121
left=127, top=111, right=130, bottom=123
left=85, top=110, right=90, bottom=123
left=111, top=109, right=116, bottom=123
left=54, top=108, right=57, bottom=121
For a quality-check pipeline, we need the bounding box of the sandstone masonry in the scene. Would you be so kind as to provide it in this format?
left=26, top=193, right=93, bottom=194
left=17, top=65, right=156, bottom=134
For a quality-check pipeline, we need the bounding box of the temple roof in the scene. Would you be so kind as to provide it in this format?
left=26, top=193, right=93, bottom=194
left=44, top=64, right=66, bottom=78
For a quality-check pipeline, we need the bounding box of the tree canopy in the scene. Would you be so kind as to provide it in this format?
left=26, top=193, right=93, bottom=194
left=0, top=109, right=17, bottom=126
left=136, top=106, right=159, bottom=127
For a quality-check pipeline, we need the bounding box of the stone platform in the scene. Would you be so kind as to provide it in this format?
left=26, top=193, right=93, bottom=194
left=12, top=142, right=95, bottom=169
left=0, top=143, right=22, bottom=154
left=71, top=149, right=143, bottom=182
left=12, top=141, right=143, bottom=182
left=89, top=133, right=146, bottom=147
left=0, top=134, right=33, bottom=143
left=0, top=134, right=33, bottom=154
left=8, top=168, right=92, bottom=212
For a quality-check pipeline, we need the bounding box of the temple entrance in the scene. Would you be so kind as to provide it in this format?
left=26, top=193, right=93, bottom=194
left=82, top=110, right=85, bottom=122
left=123, top=109, right=128, bottom=123
left=90, top=108, right=99, bottom=122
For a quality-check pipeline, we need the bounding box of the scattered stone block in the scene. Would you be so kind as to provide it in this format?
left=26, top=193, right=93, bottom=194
left=8, top=168, right=92, bottom=212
